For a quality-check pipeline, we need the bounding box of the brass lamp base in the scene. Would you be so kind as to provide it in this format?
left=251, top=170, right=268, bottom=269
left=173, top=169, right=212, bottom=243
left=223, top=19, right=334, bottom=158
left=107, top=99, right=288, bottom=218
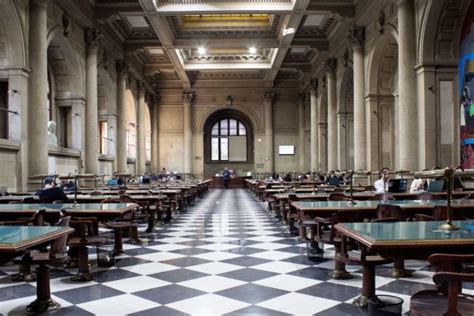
left=346, top=199, right=357, bottom=206
left=439, top=221, right=460, bottom=231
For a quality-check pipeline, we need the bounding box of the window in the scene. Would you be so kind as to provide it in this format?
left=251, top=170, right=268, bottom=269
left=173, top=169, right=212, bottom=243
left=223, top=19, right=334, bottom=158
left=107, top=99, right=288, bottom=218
left=0, top=82, right=8, bottom=139
left=99, top=121, right=107, bottom=155
left=210, top=118, right=247, bottom=161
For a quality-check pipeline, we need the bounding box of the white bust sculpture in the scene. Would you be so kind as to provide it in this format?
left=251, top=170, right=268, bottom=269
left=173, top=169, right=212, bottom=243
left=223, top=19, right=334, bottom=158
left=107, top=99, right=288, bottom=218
left=47, top=121, right=58, bottom=146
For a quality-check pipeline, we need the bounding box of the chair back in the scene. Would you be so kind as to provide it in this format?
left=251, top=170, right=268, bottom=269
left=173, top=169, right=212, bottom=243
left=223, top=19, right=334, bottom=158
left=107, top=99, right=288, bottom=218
left=334, top=209, right=373, bottom=224
left=433, top=206, right=466, bottom=221
left=375, top=204, right=407, bottom=221
left=101, top=198, right=122, bottom=204
left=371, top=193, right=394, bottom=201
left=417, top=192, right=440, bottom=201
left=49, top=216, right=71, bottom=266
left=328, top=192, right=349, bottom=201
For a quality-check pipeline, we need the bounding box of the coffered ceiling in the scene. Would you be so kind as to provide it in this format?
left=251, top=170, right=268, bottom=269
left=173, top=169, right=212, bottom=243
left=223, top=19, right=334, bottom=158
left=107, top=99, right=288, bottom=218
left=88, top=0, right=356, bottom=88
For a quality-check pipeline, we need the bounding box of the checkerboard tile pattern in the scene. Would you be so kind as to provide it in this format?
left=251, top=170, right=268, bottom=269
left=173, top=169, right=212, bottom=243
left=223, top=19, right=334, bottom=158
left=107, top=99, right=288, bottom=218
left=0, top=189, right=456, bottom=315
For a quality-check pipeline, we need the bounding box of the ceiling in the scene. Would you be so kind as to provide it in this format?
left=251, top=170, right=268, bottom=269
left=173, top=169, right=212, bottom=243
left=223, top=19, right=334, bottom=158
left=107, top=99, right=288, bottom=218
left=90, top=0, right=356, bottom=88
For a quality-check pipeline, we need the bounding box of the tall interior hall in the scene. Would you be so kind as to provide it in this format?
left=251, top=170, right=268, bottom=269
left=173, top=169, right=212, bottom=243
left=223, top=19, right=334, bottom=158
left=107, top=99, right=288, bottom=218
left=0, top=0, right=473, bottom=315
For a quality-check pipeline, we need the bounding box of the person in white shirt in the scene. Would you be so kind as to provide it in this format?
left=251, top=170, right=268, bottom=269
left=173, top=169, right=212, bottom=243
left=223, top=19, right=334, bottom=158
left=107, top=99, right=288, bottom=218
left=410, top=177, right=426, bottom=193
left=374, top=168, right=390, bottom=193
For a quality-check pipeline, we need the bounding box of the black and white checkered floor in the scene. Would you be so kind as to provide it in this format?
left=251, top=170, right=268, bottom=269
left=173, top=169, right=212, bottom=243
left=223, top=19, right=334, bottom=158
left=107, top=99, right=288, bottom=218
left=1, top=189, right=470, bottom=315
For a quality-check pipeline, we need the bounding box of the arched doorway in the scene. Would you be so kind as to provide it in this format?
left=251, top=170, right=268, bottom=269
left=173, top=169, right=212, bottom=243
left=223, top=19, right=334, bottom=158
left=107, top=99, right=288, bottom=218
left=203, top=109, right=254, bottom=178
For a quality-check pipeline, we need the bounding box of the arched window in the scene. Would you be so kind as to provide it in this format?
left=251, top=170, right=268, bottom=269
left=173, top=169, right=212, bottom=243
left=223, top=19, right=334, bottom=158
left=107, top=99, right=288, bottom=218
left=211, top=118, right=247, bottom=161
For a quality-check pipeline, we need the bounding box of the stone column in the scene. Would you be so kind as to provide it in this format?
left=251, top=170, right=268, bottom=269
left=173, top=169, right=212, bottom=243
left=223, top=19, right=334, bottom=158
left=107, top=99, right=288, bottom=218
left=84, top=28, right=101, bottom=174
left=28, top=0, right=49, bottom=178
left=298, top=93, right=305, bottom=172
left=151, top=94, right=160, bottom=173
left=264, top=92, right=276, bottom=173
left=115, top=60, right=129, bottom=173
left=398, top=0, right=418, bottom=170
left=317, top=82, right=327, bottom=171
left=348, top=26, right=367, bottom=171
left=136, top=81, right=146, bottom=175
left=325, top=58, right=338, bottom=171
left=182, top=92, right=194, bottom=175
left=310, top=80, right=318, bottom=171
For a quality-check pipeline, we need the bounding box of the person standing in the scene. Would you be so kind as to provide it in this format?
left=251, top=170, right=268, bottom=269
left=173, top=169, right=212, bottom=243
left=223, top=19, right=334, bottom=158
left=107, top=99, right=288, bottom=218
left=223, top=167, right=231, bottom=189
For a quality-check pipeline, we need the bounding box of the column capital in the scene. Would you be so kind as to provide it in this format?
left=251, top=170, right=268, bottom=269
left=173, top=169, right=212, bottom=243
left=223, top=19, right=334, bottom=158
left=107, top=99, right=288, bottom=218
left=378, top=10, right=385, bottom=34
left=152, top=93, right=161, bottom=106
left=115, top=59, right=129, bottom=77
left=264, top=92, right=276, bottom=105
left=182, top=92, right=194, bottom=105
left=309, top=79, right=318, bottom=94
left=138, top=80, right=146, bottom=96
left=84, top=28, right=102, bottom=50
left=31, top=0, right=49, bottom=7
left=324, top=58, right=337, bottom=74
left=343, top=49, right=350, bottom=67
left=347, top=26, right=365, bottom=47
left=297, top=93, right=305, bottom=105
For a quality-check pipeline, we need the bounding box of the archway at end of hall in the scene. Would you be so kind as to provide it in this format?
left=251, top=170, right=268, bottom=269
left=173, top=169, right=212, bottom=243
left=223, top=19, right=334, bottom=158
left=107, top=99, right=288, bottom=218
left=203, top=109, right=254, bottom=178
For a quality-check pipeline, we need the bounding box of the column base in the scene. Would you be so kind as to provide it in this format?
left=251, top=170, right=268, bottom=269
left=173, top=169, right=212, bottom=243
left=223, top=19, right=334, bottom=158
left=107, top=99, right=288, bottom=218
left=353, top=295, right=369, bottom=307
left=11, top=272, right=36, bottom=282
left=71, top=272, right=95, bottom=282
left=389, top=268, right=413, bottom=278
left=329, top=270, right=354, bottom=280
left=26, top=298, right=60, bottom=313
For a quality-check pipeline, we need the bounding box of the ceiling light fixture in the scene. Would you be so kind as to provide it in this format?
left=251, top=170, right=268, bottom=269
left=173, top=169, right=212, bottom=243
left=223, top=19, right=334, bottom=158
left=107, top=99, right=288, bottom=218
left=249, top=47, right=257, bottom=54
left=198, top=47, right=206, bottom=54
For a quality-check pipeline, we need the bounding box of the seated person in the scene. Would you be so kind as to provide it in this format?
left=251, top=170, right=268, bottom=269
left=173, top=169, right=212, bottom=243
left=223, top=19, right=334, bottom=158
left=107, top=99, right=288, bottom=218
left=410, top=177, right=426, bottom=193
left=39, top=179, right=70, bottom=203
left=283, top=173, right=292, bottom=182
left=326, top=170, right=340, bottom=186
left=270, top=173, right=282, bottom=183
left=374, top=167, right=390, bottom=193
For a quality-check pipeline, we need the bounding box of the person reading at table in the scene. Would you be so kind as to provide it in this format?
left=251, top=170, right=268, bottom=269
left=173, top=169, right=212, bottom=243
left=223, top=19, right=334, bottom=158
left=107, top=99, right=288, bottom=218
left=374, top=167, right=390, bottom=193
left=39, top=178, right=70, bottom=203
left=410, top=176, right=426, bottom=193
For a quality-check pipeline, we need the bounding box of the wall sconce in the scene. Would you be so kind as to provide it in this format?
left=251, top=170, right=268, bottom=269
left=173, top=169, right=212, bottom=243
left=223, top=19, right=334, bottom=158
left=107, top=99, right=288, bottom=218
left=428, top=85, right=435, bottom=93
left=225, top=96, right=232, bottom=106
left=8, top=89, right=19, bottom=95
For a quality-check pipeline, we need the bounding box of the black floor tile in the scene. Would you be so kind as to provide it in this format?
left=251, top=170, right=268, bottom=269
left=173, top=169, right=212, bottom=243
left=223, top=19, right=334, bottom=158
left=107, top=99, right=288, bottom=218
left=133, top=284, right=206, bottom=304
left=216, top=283, right=288, bottom=304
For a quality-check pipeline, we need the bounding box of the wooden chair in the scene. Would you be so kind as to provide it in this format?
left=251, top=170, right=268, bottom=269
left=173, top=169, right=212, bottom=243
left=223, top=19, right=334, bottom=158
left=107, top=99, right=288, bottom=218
left=63, top=212, right=105, bottom=281
left=417, top=192, right=441, bottom=201
left=370, top=193, right=394, bottom=201
left=410, top=254, right=474, bottom=316
left=102, top=198, right=140, bottom=252
left=328, top=192, right=350, bottom=201
left=433, top=206, right=466, bottom=221
left=313, top=209, right=388, bottom=279
left=373, top=204, right=411, bottom=278
left=414, top=213, right=435, bottom=221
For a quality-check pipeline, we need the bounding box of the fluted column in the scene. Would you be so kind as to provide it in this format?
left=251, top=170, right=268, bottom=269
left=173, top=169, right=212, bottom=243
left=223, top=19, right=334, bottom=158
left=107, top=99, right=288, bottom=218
left=310, top=80, right=318, bottom=171
left=348, top=26, right=367, bottom=170
left=264, top=92, right=275, bottom=173
left=297, top=93, right=305, bottom=172
left=151, top=94, right=160, bottom=172
left=136, top=81, right=146, bottom=174
left=398, top=0, right=418, bottom=170
left=84, top=28, right=101, bottom=174
left=116, top=60, right=129, bottom=173
left=317, top=81, right=327, bottom=171
left=325, top=58, right=338, bottom=171
left=28, top=0, right=49, bottom=178
left=182, top=92, right=194, bottom=174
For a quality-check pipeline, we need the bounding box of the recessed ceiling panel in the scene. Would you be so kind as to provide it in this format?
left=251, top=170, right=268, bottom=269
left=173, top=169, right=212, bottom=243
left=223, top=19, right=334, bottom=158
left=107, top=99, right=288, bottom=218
left=126, top=15, right=149, bottom=28
left=303, top=14, right=325, bottom=27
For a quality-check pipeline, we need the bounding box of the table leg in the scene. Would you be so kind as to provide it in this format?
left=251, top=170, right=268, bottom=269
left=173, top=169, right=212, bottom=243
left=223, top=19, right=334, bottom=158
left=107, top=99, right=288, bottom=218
left=26, top=264, right=60, bottom=313
left=146, top=207, right=155, bottom=233
left=71, top=245, right=94, bottom=282
left=390, top=259, right=413, bottom=278
left=330, top=246, right=353, bottom=279
left=353, top=264, right=375, bottom=307
left=112, top=229, right=125, bottom=255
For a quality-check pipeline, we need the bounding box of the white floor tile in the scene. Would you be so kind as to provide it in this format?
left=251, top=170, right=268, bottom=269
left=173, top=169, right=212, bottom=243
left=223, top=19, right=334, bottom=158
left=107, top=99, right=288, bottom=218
left=121, top=262, right=179, bottom=274
left=196, top=243, right=241, bottom=251
left=249, top=250, right=298, bottom=261
left=77, top=294, right=159, bottom=315
left=252, top=261, right=308, bottom=274
left=328, top=272, right=394, bottom=289
left=166, top=294, right=250, bottom=315
left=253, top=274, right=323, bottom=291
left=178, top=275, right=246, bottom=293
left=257, top=292, right=339, bottom=315
left=135, top=251, right=186, bottom=262
left=103, top=276, right=170, bottom=293
left=186, top=262, right=243, bottom=274
left=147, top=244, right=190, bottom=251
left=248, top=242, right=291, bottom=250
left=192, top=251, right=242, bottom=262
left=157, top=237, right=194, bottom=244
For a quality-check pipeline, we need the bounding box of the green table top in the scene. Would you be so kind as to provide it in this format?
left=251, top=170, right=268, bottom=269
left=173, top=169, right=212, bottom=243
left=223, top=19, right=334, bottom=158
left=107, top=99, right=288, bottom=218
left=0, top=226, right=72, bottom=247
left=0, top=203, right=136, bottom=211
left=335, top=220, right=474, bottom=249
left=291, top=199, right=474, bottom=210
